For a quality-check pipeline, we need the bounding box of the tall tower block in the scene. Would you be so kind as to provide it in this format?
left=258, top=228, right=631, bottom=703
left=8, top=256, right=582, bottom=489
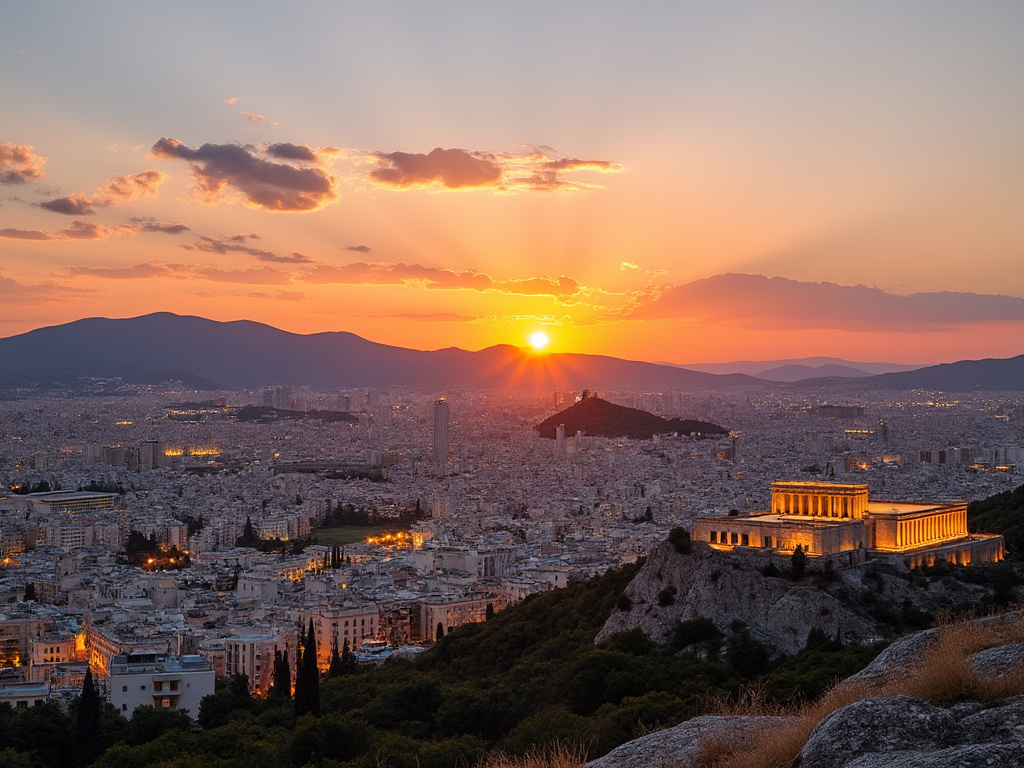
left=431, top=397, right=450, bottom=474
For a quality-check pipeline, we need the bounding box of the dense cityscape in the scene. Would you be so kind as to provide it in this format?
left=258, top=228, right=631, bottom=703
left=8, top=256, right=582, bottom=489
left=1, top=381, right=1020, bottom=715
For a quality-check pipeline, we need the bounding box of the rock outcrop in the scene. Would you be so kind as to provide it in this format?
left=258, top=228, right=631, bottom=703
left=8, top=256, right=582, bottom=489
left=585, top=615, right=1024, bottom=768
left=598, top=540, right=992, bottom=654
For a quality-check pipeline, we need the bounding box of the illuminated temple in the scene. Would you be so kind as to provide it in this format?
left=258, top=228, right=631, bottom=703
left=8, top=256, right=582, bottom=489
left=691, top=481, right=1004, bottom=568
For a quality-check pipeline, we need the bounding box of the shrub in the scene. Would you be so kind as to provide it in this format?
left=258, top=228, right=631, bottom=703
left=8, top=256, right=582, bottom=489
left=657, top=586, right=677, bottom=606
left=669, top=527, right=692, bottom=554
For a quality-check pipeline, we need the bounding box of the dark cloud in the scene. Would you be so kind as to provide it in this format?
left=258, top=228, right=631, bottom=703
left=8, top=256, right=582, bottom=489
left=366, top=147, right=623, bottom=192
left=39, top=171, right=165, bottom=215
left=304, top=261, right=581, bottom=297
left=151, top=138, right=338, bottom=212
left=621, top=274, right=1024, bottom=332
left=0, top=142, right=46, bottom=184
left=40, top=195, right=95, bottom=215
left=182, top=234, right=281, bottom=261
left=227, top=233, right=259, bottom=242
left=256, top=251, right=314, bottom=264
left=345, top=244, right=372, bottom=253
left=129, top=217, right=191, bottom=235
left=266, top=143, right=318, bottom=162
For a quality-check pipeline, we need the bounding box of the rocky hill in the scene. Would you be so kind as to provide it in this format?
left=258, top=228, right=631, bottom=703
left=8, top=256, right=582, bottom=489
left=587, top=611, right=1024, bottom=768
left=534, top=394, right=728, bottom=440
left=597, top=539, right=1001, bottom=654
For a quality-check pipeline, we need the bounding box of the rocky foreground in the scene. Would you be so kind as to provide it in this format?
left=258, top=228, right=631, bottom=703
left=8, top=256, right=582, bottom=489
left=586, top=613, right=1024, bottom=768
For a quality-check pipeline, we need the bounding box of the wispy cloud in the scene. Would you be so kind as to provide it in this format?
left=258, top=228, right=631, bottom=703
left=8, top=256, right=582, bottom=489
left=39, top=170, right=166, bottom=215
left=305, top=261, right=581, bottom=297
left=365, top=147, right=623, bottom=192
left=182, top=234, right=281, bottom=261
left=0, top=220, right=132, bottom=241
left=238, top=111, right=278, bottom=126
left=151, top=138, right=338, bottom=212
left=344, top=244, right=372, bottom=253
left=619, top=274, right=1024, bottom=332
left=0, top=272, right=90, bottom=302
left=68, top=261, right=291, bottom=285
left=244, top=289, right=305, bottom=301
left=223, top=97, right=239, bottom=105
left=384, top=311, right=478, bottom=323
left=0, top=142, right=46, bottom=184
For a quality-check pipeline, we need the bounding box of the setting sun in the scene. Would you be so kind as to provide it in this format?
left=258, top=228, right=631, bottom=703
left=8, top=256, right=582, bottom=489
left=528, top=331, right=550, bottom=351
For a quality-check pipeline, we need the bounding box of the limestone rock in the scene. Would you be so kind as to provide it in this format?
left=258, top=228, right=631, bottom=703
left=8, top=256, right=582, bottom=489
left=584, top=714, right=795, bottom=768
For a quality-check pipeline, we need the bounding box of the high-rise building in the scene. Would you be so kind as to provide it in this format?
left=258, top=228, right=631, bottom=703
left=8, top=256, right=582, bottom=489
left=431, top=398, right=450, bottom=473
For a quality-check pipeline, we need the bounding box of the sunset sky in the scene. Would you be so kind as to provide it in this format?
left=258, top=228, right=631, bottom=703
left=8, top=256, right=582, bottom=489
left=1, top=2, right=1022, bottom=365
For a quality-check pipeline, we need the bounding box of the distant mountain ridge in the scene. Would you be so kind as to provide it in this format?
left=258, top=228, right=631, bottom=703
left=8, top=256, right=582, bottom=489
left=668, top=357, right=922, bottom=377
left=534, top=394, right=728, bottom=440
left=0, top=314, right=1018, bottom=392
left=0, top=313, right=761, bottom=392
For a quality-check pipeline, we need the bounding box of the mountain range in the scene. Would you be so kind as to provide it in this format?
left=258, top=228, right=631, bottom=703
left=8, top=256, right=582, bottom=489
left=0, top=313, right=1019, bottom=392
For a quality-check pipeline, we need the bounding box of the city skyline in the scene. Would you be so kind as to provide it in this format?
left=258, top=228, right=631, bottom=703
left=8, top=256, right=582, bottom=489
left=2, top=2, right=1023, bottom=365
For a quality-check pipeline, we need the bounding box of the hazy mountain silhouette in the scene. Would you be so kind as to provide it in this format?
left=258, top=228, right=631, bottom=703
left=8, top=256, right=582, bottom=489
left=668, top=356, right=921, bottom=376
left=0, top=313, right=763, bottom=392
left=534, top=394, right=728, bottom=439
left=865, top=355, right=1024, bottom=391
left=755, top=363, right=873, bottom=382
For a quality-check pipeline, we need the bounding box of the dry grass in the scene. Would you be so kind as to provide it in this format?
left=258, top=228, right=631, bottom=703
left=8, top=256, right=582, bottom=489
left=477, top=743, right=588, bottom=768
left=898, top=610, right=1024, bottom=705
left=699, top=609, right=1024, bottom=768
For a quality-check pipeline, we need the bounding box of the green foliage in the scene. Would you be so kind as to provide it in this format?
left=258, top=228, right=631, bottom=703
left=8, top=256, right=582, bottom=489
left=759, top=641, right=887, bottom=705
left=668, top=527, right=692, bottom=554
left=791, top=544, right=807, bottom=578
left=670, top=617, right=723, bottom=651
left=969, top=483, right=1024, bottom=553
left=726, top=629, right=771, bottom=679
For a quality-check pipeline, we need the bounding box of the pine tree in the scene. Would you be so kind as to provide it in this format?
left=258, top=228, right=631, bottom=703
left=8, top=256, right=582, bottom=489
left=293, top=624, right=307, bottom=716
left=791, top=544, right=807, bottom=579
left=75, top=668, right=104, bottom=767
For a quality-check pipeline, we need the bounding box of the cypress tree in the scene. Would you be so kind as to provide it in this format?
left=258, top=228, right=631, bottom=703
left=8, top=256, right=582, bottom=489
left=295, top=619, right=320, bottom=717
left=271, top=649, right=291, bottom=698
left=75, top=668, right=104, bottom=767
left=327, top=641, right=343, bottom=679
left=341, top=638, right=357, bottom=675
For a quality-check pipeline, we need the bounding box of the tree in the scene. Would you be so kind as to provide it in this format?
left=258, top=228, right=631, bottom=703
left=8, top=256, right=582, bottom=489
left=22, top=583, right=35, bottom=602
left=341, top=638, right=357, bottom=675
left=436, top=622, right=445, bottom=643
left=271, top=649, right=291, bottom=698
left=75, top=668, right=104, bottom=767
left=791, top=544, right=807, bottom=579
left=295, top=619, right=320, bottom=717
left=327, top=642, right=343, bottom=679
left=485, top=602, right=495, bottom=621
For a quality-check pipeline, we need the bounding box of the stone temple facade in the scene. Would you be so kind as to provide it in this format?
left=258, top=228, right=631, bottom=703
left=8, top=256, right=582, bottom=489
left=691, top=481, right=1004, bottom=568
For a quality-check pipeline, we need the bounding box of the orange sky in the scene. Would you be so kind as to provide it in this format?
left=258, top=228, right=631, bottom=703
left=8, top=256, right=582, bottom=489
left=1, top=3, right=1021, bottom=365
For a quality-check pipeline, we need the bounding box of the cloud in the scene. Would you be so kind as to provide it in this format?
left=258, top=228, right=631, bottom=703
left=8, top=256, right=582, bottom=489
left=366, top=146, right=623, bottom=192
left=129, top=217, right=191, bottom=235
left=345, top=244, right=372, bottom=253
left=151, top=138, right=338, bottom=212
left=68, top=262, right=174, bottom=279
left=384, top=312, right=478, bottom=323
left=66, top=261, right=291, bottom=285
left=620, top=262, right=640, bottom=271
left=0, top=142, right=46, bottom=184
left=244, top=289, right=305, bottom=301
left=39, top=170, right=166, bottom=215
left=0, top=272, right=90, bottom=302
left=239, top=111, right=279, bottom=125
left=266, top=143, right=318, bottom=162
left=620, top=274, right=1024, bottom=332
left=181, top=234, right=282, bottom=260
left=304, top=261, right=581, bottom=297
left=223, top=97, right=239, bottom=105
left=0, top=220, right=130, bottom=241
